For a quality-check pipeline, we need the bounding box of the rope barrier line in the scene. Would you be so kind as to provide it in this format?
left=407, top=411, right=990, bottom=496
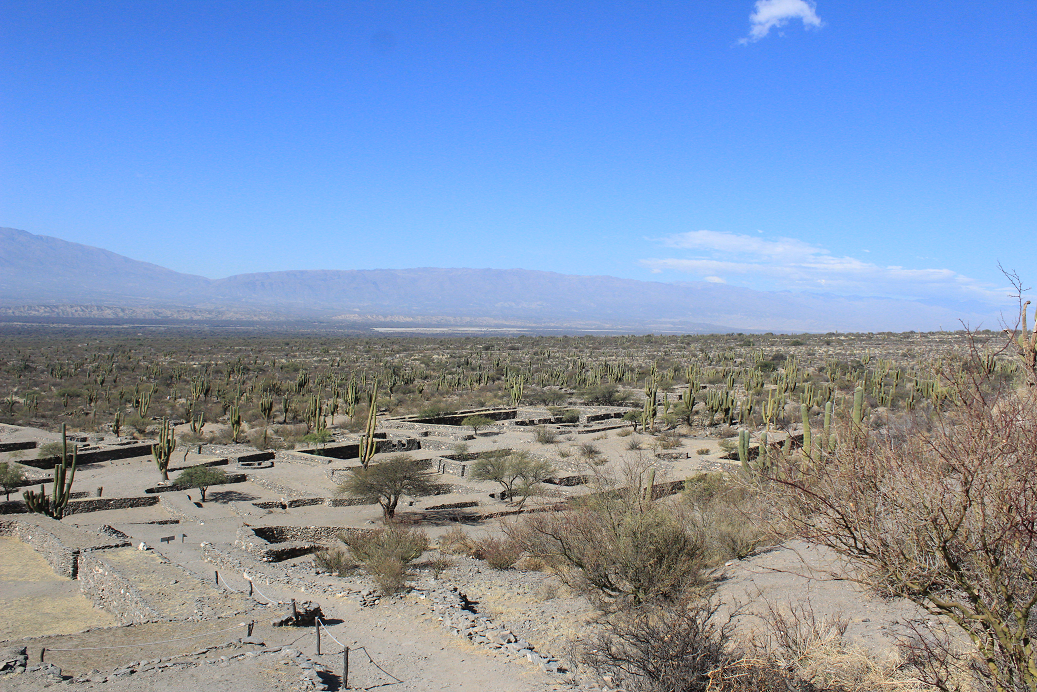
left=240, top=572, right=279, bottom=604
left=356, top=646, right=404, bottom=684
left=314, top=618, right=403, bottom=684
left=315, top=618, right=345, bottom=648
left=43, top=623, right=247, bottom=652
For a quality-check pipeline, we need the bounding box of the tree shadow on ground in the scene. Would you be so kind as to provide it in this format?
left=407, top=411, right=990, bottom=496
left=206, top=489, right=260, bottom=503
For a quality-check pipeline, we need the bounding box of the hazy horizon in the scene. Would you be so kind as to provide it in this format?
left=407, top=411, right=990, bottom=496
left=1, top=1, right=1034, bottom=322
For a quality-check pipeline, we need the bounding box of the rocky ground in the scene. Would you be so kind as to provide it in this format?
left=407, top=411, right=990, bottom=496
left=0, top=417, right=931, bottom=691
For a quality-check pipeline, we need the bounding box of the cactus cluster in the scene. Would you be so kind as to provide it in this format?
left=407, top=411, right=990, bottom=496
left=152, top=417, right=177, bottom=480
left=24, top=423, right=77, bottom=519
left=359, top=380, right=380, bottom=469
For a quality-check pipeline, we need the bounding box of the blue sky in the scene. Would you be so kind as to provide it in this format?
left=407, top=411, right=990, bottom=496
left=1, top=1, right=1034, bottom=319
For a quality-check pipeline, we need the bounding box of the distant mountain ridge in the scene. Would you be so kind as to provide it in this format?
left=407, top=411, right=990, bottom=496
left=0, top=227, right=990, bottom=333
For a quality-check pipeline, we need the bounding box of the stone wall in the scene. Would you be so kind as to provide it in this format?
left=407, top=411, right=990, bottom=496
left=0, top=495, right=161, bottom=516
left=19, top=443, right=153, bottom=469
left=0, top=516, right=129, bottom=580
left=294, top=437, right=421, bottom=462
left=144, top=473, right=247, bottom=494
left=0, top=441, right=36, bottom=452
left=64, top=496, right=161, bottom=515
left=585, top=411, right=632, bottom=423
left=77, top=552, right=162, bottom=623
left=235, top=525, right=375, bottom=562
left=0, top=519, right=79, bottom=578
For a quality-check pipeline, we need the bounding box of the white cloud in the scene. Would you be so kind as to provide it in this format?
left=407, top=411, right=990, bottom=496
left=640, top=230, right=1005, bottom=306
left=741, top=0, right=823, bottom=43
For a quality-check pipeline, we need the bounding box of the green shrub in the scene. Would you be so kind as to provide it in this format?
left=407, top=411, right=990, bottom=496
left=37, top=442, right=63, bottom=458
left=509, top=464, right=705, bottom=609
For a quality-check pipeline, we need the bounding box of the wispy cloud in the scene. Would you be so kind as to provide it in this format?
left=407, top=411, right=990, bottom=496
left=640, top=230, right=1005, bottom=306
left=740, top=0, right=823, bottom=43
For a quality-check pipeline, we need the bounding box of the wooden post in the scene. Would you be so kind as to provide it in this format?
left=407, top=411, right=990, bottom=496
left=343, top=647, right=349, bottom=688
left=315, top=621, right=321, bottom=655
left=291, top=599, right=297, bottom=624
left=40, top=647, right=46, bottom=663
left=248, top=580, right=254, bottom=597
left=247, top=620, right=254, bottom=637
left=214, top=570, right=219, bottom=585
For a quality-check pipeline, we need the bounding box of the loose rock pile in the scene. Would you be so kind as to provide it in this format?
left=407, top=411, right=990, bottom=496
left=424, top=585, right=567, bottom=674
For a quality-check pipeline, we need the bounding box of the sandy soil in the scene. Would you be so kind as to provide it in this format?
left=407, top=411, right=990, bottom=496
left=0, top=537, right=116, bottom=641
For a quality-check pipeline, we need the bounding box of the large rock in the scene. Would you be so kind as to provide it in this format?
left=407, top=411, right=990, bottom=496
left=0, top=646, right=27, bottom=674
left=272, top=600, right=324, bottom=627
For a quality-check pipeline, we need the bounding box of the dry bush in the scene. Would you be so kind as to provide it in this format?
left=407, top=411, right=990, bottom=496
left=743, top=600, right=936, bottom=692
left=578, top=442, right=600, bottom=459
left=437, top=525, right=476, bottom=555
left=342, top=525, right=429, bottom=595
left=775, top=330, right=1037, bottom=692
left=655, top=432, right=682, bottom=450
left=696, top=447, right=711, bottom=455
left=472, top=536, right=522, bottom=570
left=508, top=461, right=705, bottom=610
left=421, top=553, right=453, bottom=578
left=682, top=472, right=774, bottom=564
left=534, top=426, right=558, bottom=444
left=582, top=597, right=932, bottom=692
left=581, top=599, right=734, bottom=692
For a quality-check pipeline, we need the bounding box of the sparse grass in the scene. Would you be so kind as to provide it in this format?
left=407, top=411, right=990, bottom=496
left=437, top=525, right=476, bottom=556
left=696, top=447, right=710, bottom=455
left=616, top=428, right=634, bottom=437
left=421, top=553, right=454, bottom=578
left=314, top=547, right=358, bottom=576
left=625, top=436, right=642, bottom=450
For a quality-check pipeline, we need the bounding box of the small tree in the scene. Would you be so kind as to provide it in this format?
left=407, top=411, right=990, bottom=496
left=470, top=450, right=553, bottom=505
left=461, top=415, right=494, bottom=436
left=175, top=465, right=227, bottom=502
left=303, top=429, right=332, bottom=450
left=338, top=454, right=444, bottom=520
left=0, top=461, right=26, bottom=501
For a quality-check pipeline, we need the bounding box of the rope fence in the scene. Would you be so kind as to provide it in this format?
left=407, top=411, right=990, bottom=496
left=316, top=617, right=404, bottom=685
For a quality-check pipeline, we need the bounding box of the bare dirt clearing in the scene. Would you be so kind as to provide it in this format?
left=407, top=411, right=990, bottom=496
left=0, top=537, right=116, bottom=641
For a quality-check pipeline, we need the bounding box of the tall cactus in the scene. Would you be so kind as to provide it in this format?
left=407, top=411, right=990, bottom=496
left=152, top=417, right=176, bottom=480
left=737, top=429, right=751, bottom=474
left=1015, top=300, right=1037, bottom=386
left=800, top=404, right=812, bottom=461
left=359, top=380, right=379, bottom=469
left=822, top=400, right=833, bottom=452
left=24, top=423, right=77, bottom=519
left=229, top=405, right=242, bottom=443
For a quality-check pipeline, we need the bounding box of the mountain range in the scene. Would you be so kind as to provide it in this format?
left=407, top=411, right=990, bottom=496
left=0, top=227, right=993, bottom=333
